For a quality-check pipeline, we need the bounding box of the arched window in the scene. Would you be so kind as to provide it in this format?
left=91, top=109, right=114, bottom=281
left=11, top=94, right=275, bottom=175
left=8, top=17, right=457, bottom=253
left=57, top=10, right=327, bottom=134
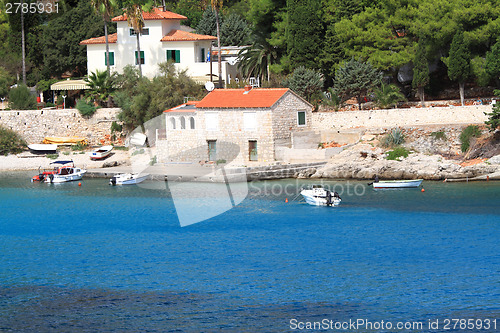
left=180, top=116, right=186, bottom=129
left=169, top=117, right=176, bottom=130
left=189, top=117, right=195, bottom=129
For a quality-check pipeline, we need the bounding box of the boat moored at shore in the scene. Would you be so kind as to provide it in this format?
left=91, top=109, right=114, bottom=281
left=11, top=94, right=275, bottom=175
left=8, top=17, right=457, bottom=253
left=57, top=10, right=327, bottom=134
left=300, top=185, right=341, bottom=206
left=371, top=179, right=423, bottom=189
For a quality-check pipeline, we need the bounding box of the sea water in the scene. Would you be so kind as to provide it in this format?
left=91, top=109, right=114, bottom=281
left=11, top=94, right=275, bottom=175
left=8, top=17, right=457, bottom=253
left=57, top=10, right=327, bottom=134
left=0, top=172, right=499, bottom=332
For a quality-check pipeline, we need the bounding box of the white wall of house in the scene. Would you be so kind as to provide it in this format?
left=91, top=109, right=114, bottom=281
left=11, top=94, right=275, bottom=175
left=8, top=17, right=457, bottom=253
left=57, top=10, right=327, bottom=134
left=85, top=20, right=228, bottom=80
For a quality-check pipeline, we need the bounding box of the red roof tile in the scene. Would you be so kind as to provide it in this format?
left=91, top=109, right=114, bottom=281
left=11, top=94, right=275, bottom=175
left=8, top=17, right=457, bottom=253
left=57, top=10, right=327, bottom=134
left=196, top=88, right=290, bottom=108
left=164, top=101, right=199, bottom=113
left=161, top=29, right=216, bottom=42
left=112, top=7, right=187, bottom=22
left=80, top=33, right=117, bottom=45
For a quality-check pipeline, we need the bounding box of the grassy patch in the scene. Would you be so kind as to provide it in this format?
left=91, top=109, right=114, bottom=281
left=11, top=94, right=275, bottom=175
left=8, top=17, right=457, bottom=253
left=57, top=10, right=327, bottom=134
left=430, top=131, right=447, bottom=140
left=132, top=149, right=145, bottom=156
left=386, top=146, right=411, bottom=160
left=459, top=125, right=481, bottom=152
left=46, top=153, right=59, bottom=159
left=381, top=128, right=405, bottom=147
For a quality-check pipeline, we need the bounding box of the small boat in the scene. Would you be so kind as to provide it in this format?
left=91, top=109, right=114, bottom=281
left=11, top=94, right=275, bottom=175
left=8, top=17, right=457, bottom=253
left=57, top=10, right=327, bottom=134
left=371, top=179, right=423, bottom=189
left=88, top=145, right=113, bottom=160
left=109, top=173, right=149, bottom=185
left=300, top=185, right=341, bottom=206
left=43, top=137, right=88, bottom=145
left=28, top=144, right=57, bottom=154
left=42, top=160, right=86, bottom=183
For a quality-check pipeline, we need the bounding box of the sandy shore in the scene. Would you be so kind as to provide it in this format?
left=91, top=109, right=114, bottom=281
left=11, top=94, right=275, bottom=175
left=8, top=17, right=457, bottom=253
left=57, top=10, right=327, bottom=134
left=0, top=149, right=131, bottom=172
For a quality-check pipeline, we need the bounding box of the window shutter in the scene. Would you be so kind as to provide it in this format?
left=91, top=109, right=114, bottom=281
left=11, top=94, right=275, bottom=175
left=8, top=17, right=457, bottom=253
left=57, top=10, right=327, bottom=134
left=166, top=50, right=172, bottom=61
left=175, top=50, right=180, bottom=63
left=110, top=52, right=114, bottom=66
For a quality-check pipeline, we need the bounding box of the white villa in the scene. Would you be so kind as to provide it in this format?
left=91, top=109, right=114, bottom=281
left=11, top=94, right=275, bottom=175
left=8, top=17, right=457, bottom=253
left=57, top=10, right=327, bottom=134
left=80, top=7, right=232, bottom=82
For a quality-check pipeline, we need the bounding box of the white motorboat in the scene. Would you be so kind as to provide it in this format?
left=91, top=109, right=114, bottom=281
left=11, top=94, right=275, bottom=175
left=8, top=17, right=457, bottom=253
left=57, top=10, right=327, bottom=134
left=43, top=160, right=86, bottom=183
left=371, top=179, right=423, bottom=189
left=28, top=143, right=57, bottom=154
left=88, top=145, right=113, bottom=160
left=300, top=185, right=341, bottom=206
left=109, top=173, right=149, bottom=185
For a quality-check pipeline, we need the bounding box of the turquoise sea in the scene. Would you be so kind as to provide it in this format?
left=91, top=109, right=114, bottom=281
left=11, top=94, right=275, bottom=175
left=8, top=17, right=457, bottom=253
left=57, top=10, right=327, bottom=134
left=0, top=172, right=499, bottom=332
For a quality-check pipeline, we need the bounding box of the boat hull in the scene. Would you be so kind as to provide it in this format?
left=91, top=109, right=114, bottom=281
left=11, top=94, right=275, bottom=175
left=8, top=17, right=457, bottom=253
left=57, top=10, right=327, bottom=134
left=45, top=169, right=86, bottom=183
left=28, top=144, right=57, bottom=154
left=372, top=179, right=423, bottom=188
left=88, top=145, right=113, bottom=160
left=110, top=173, right=148, bottom=185
left=300, top=189, right=341, bottom=207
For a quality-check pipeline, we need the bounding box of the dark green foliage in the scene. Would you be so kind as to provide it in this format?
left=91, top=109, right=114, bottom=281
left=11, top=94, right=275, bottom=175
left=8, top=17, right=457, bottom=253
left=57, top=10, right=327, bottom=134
left=334, top=58, right=382, bottom=110
left=115, top=63, right=205, bottom=129
left=447, top=30, right=471, bottom=83
left=41, top=1, right=108, bottom=78
left=485, top=104, right=500, bottom=132
left=374, top=82, right=405, bottom=109
left=412, top=41, right=429, bottom=104
left=8, top=84, right=36, bottom=110
left=485, top=39, right=500, bottom=84
left=459, top=125, right=481, bottom=152
left=76, top=99, right=97, bottom=118
left=286, top=0, right=322, bottom=70
left=282, top=66, right=322, bottom=103
left=381, top=128, right=405, bottom=147
left=386, top=146, right=410, bottom=160
left=0, top=66, right=14, bottom=98
left=0, top=125, right=26, bottom=156
left=430, top=131, right=447, bottom=140
left=220, top=13, right=251, bottom=46
left=196, top=7, right=218, bottom=37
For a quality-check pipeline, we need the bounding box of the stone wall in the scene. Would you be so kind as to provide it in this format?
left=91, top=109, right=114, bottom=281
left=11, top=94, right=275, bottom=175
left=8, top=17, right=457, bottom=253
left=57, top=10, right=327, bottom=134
left=0, top=108, right=121, bottom=145
left=312, top=105, right=491, bottom=131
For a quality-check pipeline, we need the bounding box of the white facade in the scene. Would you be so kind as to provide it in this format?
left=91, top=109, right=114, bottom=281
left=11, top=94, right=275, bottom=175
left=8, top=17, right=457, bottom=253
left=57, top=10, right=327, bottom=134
left=81, top=8, right=227, bottom=81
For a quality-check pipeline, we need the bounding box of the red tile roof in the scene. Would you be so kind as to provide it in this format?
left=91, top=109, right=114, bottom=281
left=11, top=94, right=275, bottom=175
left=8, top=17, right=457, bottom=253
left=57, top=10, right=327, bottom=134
left=161, top=29, right=216, bottom=42
left=196, top=88, right=290, bottom=108
left=164, top=101, right=199, bottom=113
left=80, top=33, right=117, bottom=45
left=112, top=7, right=187, bottom=22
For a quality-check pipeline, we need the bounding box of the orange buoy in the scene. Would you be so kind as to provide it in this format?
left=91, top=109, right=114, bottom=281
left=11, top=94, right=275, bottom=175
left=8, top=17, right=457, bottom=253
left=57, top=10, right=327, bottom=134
left=285, top=198, right=288, bottom=203
left=421, top=188, right=425, bottom=192
left=78, top=182, right=82, bottom=187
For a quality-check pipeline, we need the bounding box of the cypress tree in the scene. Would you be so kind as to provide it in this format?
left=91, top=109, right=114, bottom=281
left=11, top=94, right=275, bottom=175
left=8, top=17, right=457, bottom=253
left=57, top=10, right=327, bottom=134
left=412, top=41, right=429, bottom=107
left=447, top=30, right=470, bottom=106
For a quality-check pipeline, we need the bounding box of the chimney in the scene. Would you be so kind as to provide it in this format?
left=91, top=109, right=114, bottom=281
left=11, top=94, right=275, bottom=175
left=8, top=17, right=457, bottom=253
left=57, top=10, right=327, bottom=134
left=244, top=85, right=252, bottom=93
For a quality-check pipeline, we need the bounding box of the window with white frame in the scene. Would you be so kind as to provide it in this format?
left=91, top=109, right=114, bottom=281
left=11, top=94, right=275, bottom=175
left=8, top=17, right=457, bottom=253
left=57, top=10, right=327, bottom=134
left=297, top=111, right=306, bottom=126
left=243, top=112, right=257, bottom=131
left=189, top=117, right=195, bottom=129
left=205, top=112, right=219, bottom=131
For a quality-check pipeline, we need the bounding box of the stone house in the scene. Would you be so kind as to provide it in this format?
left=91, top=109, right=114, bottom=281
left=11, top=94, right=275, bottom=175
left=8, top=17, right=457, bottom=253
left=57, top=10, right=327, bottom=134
left=158, top=87, right=313, bottom=164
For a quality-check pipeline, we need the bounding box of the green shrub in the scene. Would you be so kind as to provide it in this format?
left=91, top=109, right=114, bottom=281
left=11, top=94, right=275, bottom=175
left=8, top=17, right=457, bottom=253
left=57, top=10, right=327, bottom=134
left=382, top=128, right=405, bottom=147
left=71, top=142, right=88, bottom=151
left=0, top=126, right=26, bottom=155
left=484, top=103, right=500, bottom=132
left=132, top=148, right=145, bottom=156
left=76, top=99, right=96, bottom=117
left=8, top=84, right=37, bottom=110
left=46, top=153, right=59, bottom=159
left=459, top=125, right=481, bottom=152
left=216, top=159, right=227, bottom=165
left=110, top=121, right=122, bottom=133
left=386, top=146, right=411, bottom=160
left=430, top=131, right=447, bottom=140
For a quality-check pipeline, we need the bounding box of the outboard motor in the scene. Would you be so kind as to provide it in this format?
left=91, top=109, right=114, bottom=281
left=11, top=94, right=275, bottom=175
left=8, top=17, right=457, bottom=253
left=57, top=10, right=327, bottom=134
left=49, top=174, right=54, bottom=183
left=326, top=190, right=332, bottom=206
left=110, top=176, right=117, bottom=185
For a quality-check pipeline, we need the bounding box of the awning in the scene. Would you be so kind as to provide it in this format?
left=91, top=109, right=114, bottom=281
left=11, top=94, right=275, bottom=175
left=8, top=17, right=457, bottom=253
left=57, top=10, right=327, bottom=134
left=50, top=79, right=89, bottom=91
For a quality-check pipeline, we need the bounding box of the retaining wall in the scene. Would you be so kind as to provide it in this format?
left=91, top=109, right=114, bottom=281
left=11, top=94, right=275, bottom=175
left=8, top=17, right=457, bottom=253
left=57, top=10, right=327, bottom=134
left=312, top=105, right=491, bottom=131
left=0, top=108, right=121, bottom=145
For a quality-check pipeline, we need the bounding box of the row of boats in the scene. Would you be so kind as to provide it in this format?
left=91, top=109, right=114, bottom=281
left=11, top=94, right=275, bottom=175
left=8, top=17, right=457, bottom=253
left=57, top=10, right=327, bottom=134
left=300, top=179, right=423, bottom=207
left=30, top=160, right=147, bottom=185
left=28, top=144, right=114, bottom=161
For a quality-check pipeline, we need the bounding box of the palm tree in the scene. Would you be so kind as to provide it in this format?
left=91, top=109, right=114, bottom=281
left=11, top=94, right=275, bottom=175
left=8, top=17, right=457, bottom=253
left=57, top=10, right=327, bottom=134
left=84, top=69, right=115, bottom=106
left=91, top=0, right=117, bottom=76
left=211, top=0, right=223, bottom=88
left=374, top=82, right=406, bottom=109
left=125, top=4, right=145, bottom=77
left=238, top=37, right=277, bottom=84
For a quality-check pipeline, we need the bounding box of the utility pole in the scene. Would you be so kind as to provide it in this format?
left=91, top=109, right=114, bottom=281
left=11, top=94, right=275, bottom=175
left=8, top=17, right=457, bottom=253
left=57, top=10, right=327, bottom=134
left=21, top=0, right=27, bottom=86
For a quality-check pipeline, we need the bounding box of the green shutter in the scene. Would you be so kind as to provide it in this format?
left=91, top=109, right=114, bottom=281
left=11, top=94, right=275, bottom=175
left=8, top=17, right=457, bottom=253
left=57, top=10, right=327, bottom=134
left=105, top=52, right=114, bottom=66
left=166, top=50, right=172, bottom=61
left=175, top=50, right=180, bottom=63
left=135, top=51, right=144, bottom=65
left=298, top=111, right=306, bottom=125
